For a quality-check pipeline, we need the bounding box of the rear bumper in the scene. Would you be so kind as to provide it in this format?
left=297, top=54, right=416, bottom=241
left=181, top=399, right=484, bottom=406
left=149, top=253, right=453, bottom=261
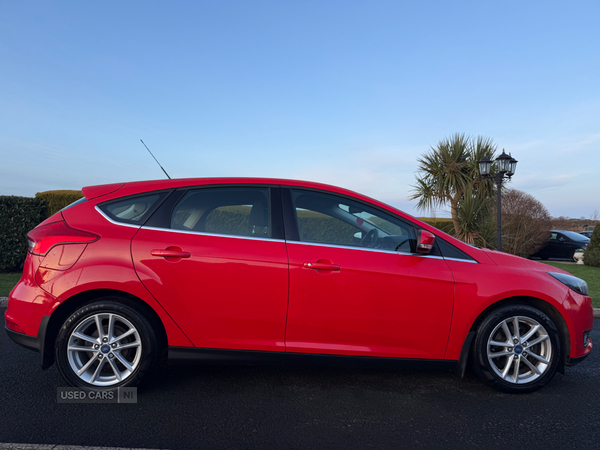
left=5, top=326, right=41, bottom=352
left=5, top=268, right=58, bottom=370
left=4, top=314, right=53, bottom=369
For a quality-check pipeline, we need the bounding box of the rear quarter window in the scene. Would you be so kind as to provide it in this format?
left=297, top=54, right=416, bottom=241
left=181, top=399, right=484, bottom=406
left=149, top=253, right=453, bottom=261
left=98, top=192, right=169, bottom=225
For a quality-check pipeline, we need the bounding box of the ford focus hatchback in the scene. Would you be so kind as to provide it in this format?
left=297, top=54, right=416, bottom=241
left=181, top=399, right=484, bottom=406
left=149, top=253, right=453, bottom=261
left=5, top=178, right=594, bottom=393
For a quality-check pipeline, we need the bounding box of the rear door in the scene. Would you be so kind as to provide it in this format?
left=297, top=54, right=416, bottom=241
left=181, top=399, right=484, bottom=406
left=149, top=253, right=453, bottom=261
left=131, top=186, right=289, bottom=352
left=282, top=188, right=455, bottom=360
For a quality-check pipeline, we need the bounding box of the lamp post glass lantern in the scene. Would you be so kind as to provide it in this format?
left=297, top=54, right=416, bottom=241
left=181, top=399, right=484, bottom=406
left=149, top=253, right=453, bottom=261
left=478, top=157, right=492, bottom=177
left=496, top=150, right=512, bottom=173
left=478, top=149, right=517, bottom=252
left=508, top=157, right=518, bottom=177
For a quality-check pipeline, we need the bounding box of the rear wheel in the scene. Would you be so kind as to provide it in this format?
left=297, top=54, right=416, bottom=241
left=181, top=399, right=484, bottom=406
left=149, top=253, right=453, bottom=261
left=55, top=298, right=161, bottom=389
left=472, top=304, right=561, bottom=393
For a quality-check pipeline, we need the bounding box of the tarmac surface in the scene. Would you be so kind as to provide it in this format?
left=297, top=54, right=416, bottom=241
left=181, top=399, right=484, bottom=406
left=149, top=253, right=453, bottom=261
left=1, top=309, right=599, bottom=450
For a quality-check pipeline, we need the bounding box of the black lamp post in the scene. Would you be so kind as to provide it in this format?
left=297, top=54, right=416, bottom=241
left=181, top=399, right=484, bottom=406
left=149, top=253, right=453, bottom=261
left=478, top=150, right=518, bottom=252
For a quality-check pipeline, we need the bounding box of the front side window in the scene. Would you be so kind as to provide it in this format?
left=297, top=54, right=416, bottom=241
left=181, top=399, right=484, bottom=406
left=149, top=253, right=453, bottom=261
left=171, top=187, right=271, bottom=238
left=291, top=189, right=415, bottom=252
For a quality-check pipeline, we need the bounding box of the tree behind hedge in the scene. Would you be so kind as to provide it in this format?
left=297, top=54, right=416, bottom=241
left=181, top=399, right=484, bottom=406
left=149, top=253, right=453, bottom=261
left=584, top=226, right=600, bottom=267
left=35, top=190, right=83, bottom=216
left=480, top=189, right=551, bottom=257
left=0, top=196, right=48, bottom=272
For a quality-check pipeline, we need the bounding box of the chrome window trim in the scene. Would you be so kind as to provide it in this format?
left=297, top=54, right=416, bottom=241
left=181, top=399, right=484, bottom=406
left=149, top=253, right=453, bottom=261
left=141, top=225, right=286, bottom=244
left=286, top=240, right=478, bottom=263
left=95, top=206, right=142, bottom=229
left=287, top=239, right=415, bottom=256
left=443, top=256, right=478, bottom=264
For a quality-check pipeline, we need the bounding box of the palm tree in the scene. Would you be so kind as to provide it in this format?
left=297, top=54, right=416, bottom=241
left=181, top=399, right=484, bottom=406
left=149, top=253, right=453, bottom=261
left=410, top=133, right=497, bottom=244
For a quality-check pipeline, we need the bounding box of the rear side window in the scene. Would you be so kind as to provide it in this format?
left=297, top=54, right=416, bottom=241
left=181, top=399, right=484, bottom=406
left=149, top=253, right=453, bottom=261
left=171, top=187, right=271, bottom=238
left=99, top=192, right=168, bottom=225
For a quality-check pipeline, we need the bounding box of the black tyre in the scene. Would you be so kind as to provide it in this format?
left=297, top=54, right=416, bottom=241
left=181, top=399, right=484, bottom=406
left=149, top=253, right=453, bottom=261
left=55, top=298, right=161, bottom=389
left=472, top=304, right=561, bottom=394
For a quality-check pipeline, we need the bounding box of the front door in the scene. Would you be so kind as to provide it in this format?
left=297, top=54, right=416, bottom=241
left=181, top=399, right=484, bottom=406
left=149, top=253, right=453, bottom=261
left=283, top=188, right=455, bottom=360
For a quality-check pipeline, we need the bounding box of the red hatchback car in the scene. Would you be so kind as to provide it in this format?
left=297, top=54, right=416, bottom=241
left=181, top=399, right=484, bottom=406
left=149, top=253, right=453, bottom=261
left=5, top=178, right=594, bottom=393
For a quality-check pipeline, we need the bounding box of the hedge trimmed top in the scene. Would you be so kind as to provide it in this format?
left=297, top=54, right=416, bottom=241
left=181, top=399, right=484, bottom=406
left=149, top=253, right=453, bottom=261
left=35, top=190, right=83, bottom=216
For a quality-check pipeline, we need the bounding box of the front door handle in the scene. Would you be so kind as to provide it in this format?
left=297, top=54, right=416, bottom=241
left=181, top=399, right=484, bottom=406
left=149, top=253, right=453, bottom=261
left=151, top=248, right=191, bottom=258
left=303, top=261, right=340, bottom=271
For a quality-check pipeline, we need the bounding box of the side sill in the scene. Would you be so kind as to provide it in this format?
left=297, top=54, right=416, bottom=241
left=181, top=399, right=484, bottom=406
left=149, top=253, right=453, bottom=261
left=168, top=347, right=458, bottom=371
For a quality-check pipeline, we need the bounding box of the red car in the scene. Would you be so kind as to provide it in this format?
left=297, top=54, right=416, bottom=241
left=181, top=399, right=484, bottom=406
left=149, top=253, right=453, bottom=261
left=5, top=178, right=594, bottom=393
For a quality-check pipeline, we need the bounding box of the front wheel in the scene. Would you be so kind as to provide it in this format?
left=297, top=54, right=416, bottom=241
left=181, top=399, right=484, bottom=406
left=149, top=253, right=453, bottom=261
left=472, top=305, right=561, bottom=393
left=55, top=298, right=161, bottom=389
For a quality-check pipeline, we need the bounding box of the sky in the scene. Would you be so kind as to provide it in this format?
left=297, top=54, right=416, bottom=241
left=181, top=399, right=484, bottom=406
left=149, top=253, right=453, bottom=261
left=0, top=0, right=598, bottom=218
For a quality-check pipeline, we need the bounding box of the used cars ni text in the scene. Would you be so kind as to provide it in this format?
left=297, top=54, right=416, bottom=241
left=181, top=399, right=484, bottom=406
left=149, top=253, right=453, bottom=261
left=5, top=178, right=594, bottom=393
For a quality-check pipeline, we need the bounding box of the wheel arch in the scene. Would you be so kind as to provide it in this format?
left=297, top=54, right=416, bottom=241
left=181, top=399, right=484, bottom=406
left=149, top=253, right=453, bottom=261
left=41, top=289, right=168, bottom=370
left=468, top=296, right=570, bottom=368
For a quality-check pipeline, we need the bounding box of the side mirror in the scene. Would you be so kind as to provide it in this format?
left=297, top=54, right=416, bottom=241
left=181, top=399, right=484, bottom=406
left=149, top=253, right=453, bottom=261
left=417, top=230, right=436, bottom=254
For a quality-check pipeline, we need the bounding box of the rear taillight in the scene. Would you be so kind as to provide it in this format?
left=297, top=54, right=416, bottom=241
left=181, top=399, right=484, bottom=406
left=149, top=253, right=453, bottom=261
left=27, top=221, right=99, bottom=256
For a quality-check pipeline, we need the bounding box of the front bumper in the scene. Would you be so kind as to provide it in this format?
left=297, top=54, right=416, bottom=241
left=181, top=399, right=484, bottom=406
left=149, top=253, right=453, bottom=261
left=567, top=352, right=591, bottom=366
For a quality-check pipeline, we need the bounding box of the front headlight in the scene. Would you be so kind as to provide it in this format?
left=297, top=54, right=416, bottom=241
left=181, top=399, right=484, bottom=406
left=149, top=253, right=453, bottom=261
left=548, top=272, right=589, bottom=296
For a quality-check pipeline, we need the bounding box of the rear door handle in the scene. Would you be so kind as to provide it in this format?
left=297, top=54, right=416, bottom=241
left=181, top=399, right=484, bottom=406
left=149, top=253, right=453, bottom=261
left=151, top=249, right=191, bottom=258
left=303, top=261, right=340, bottom=271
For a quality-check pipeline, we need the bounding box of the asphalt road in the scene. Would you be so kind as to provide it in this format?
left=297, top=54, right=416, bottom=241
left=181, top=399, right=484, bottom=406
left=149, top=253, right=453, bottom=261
left=1, top=310, right=599, bottom=450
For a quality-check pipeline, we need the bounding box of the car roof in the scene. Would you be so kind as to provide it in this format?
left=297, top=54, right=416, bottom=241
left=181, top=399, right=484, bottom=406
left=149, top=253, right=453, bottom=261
left=84, top=177, right=367, bottom=200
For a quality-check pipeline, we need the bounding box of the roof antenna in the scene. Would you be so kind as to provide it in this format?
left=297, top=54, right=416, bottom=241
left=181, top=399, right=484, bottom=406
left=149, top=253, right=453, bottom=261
left=140, top=139, right=171, bottom=179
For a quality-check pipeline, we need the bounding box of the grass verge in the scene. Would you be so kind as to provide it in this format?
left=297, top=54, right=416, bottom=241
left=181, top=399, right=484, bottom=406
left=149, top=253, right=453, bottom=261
left=541, top=262, right=600, bottom=308
left=0, top=273, right=21, bottom=297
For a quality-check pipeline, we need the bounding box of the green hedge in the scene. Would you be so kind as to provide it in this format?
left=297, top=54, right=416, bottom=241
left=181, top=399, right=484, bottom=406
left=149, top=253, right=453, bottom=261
left=0, top=196, right=48, bottom=272
left=35, top=190, right=83, bottom=216
left=418, top=218, right=456, bottom=236
left=297, top=210, right=358, bottom=245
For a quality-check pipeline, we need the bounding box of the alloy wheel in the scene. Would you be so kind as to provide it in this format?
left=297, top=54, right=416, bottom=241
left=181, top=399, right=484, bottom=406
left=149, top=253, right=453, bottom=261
left=486, top=315, right=552, bottom=384
left=67, top=312, right=143, bottom=387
